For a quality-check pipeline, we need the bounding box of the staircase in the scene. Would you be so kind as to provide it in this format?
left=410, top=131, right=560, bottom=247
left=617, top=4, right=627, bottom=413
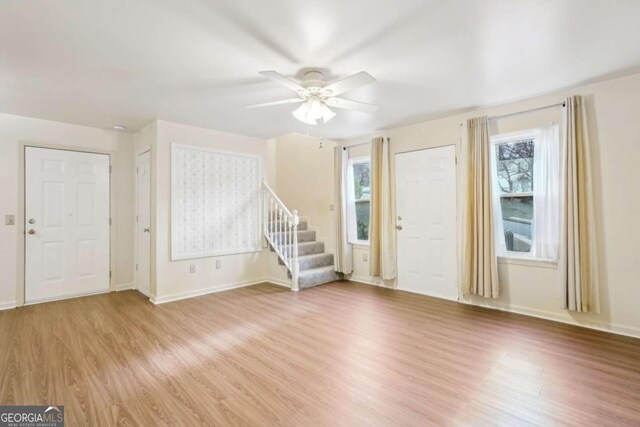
left=263, top=179, right=342, bottom=291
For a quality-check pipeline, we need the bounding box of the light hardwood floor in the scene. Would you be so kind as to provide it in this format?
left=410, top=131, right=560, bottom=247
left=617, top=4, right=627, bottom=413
left=1, top=281, right=640, bottom=426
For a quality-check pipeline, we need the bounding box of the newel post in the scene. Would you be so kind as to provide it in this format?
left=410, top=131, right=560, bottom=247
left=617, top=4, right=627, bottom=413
left=291, top=209, right=300, bottom=292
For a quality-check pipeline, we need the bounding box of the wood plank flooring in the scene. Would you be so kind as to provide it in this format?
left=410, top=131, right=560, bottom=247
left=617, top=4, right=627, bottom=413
left=1, top=281, right=640, bottom=426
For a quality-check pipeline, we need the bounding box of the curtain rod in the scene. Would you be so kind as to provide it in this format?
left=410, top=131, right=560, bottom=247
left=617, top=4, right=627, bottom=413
left=342, top=138, right=389, bottom=150
left=343, top=141, right=370, bottom=150
left=487, top=101, right=565, bottom=121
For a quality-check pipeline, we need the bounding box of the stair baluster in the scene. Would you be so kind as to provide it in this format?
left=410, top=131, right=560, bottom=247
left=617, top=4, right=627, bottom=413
left=284, top=216, right=289, bottom=267
left=291, top=210, right=299, bottom=292
left=278, top=207, right=283, bottom=255
left=269, top=197, right=274, bottom=245
left=262, top=178, right=302, bottom=291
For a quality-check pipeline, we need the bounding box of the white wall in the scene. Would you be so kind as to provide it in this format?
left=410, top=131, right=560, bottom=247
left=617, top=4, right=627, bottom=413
left=151, top=120, right=270, bottom=303
left=0, top=113, right=135, bottom=307
left=265, top=133, right=337, bottom=284
left=342, top=72, right=640, bottom=338
left=269, top=133, right=337, bottom=251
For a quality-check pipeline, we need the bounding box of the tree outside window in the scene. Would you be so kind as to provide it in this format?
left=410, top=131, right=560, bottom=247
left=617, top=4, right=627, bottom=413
left=494, top=138, right=534, bottom=253
left=352, top=161, right=370, bottom=241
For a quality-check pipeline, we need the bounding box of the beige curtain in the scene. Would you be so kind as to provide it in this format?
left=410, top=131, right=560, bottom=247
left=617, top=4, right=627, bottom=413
left=369, top=137, right=397, bottom=280
left=559, top=95, right=597, bottom=312
left=334, top=146, right=353, bottom=274
left=462, top=117, right=499, bottom=298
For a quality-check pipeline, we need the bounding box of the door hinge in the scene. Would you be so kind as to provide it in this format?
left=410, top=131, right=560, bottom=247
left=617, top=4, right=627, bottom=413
left=109, top=271, right=112, bottom=278
left=136, top=167, right=139, bottom=174
left=455, top=156, right=458, bottom=165
left=109, top=218, right=112, bottom=226
left=109, top=165, right=112, bottom=173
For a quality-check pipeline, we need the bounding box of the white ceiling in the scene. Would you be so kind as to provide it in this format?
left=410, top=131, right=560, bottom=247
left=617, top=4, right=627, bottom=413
left=2, top=0, right=640, bottom=139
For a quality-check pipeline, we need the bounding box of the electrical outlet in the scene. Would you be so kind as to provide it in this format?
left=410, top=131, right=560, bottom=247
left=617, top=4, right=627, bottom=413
left=363, top=253, right=368, bottom=262
left=189, top=264, right=196, bottom=273
left=5, top=215, right=15, bottom=226
left=216, top=260, right=222, bottom=270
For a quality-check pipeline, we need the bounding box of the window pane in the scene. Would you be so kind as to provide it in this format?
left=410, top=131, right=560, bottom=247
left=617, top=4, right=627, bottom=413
left=352, top=162, right=370, bottom=200
left=500, top=196, right=533, bottom=253
left=496, top=140, right=534, bottom=194
left=355, top=200, right=370, bottom=241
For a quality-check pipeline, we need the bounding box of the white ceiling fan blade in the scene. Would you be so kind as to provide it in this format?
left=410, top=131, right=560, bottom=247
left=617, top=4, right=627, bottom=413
left=259, top=71, right=305, bottom=93
left=323, top=72, right=375, bottom=96
left=246, top=98, right=303, bottom=109
left=326, top=98, right=378, bottom=114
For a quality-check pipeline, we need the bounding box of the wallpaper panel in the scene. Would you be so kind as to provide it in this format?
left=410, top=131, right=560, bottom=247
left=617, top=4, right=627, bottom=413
left=171, top=144, right=261, bottom=260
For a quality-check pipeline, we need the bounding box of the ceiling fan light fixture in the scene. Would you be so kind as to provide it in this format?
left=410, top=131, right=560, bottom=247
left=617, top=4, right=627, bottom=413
left=321, top=104, right=336, bottom=122
left=292, top=97, right=336, bottom=125
left=292, top=102, right=317, bottom=125
left=252, top=70, right=377, bottom=125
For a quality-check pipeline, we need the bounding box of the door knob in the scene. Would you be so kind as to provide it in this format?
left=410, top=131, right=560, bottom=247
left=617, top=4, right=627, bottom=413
left=143, top=228, right=150, bottom=233
left=396, top=225, right=403, bottom=231
left=28, top=218, right=36, bottom=224
left=28, top=229, right=36, bottom=235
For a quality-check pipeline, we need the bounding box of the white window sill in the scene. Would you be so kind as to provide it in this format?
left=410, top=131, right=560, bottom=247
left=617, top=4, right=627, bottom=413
left=498, top=256, right=558, bottom=269
left=350, top=242, right=370, bottom=249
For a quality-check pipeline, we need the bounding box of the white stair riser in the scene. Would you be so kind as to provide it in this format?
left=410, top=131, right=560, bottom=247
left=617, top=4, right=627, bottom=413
left=289, top=267, right=343, bottom=288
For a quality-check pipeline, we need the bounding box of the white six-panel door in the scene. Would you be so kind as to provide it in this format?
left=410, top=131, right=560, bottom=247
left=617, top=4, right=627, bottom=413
left=136, top=151, right=151, bottom=296
left=25, top=147, right=110, bottom=304
left=395, top=145, right=457, bottom=300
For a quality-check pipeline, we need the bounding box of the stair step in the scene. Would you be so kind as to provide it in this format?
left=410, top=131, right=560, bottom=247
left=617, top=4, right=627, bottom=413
left=270, top=229, right=315, bottom=243
left=278, top=253, right=335, bottom=270
left=289, top=265, right=343, bottom=289
left=270, top=241, right=325, bottom=256
left=268, top=220, right=308, bottom=231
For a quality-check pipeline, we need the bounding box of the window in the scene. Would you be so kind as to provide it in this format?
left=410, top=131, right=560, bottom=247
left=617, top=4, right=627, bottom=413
left=347, top=157, right=370, bottom=244
left=491, top=126, right=561, bottom=261
left=493, top=135, right=535, bottom=254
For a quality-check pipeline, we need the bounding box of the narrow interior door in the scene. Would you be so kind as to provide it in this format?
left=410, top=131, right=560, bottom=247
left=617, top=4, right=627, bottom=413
left=25, top=147, right=110, bottom=303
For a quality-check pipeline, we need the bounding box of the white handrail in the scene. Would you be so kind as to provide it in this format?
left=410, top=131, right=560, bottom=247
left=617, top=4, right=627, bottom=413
left=262, top=178, right=299, bottom=291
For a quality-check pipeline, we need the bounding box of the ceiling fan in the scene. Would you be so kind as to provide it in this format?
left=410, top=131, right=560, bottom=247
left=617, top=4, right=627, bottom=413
left=246, top=70, right=378, bottom=125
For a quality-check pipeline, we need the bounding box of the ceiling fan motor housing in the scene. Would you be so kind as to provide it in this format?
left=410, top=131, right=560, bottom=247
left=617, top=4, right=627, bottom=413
left=300, top=70, right=326, bottom=92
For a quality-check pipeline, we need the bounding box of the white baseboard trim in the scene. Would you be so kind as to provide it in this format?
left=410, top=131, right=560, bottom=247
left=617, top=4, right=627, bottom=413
left=265, top=277, right=292, bottom=288
left=349, top=275, right=375, bottom=286
left=137, top=288, right=151, bottom=298
left=347, top=279, right=640, bottom=340
left=0, top=301, right=17, bottom=311
left=456, top=299, right=640, bottom=340
left=116, top=282, right=135, bottom=291
left=24, top=289, right=111, bottom=306
left=350, top=277, right=460, bottom=303
left=151, top=279, right=270, bottom=305
left=349, top=276, right=393, bottom=288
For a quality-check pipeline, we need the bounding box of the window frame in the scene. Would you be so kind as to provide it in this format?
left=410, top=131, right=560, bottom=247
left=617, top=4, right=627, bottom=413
left=346, top=156, right=371, bottom=246
left=490, top=129, right=538, bottom=260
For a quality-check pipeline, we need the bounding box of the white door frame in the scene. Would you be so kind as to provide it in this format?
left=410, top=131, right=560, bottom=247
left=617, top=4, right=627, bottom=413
left=135, top=150, right=151, bottom=297
left=394, top=144, right=459, bottom=300
left=17, top=143, right=115, bottom=307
